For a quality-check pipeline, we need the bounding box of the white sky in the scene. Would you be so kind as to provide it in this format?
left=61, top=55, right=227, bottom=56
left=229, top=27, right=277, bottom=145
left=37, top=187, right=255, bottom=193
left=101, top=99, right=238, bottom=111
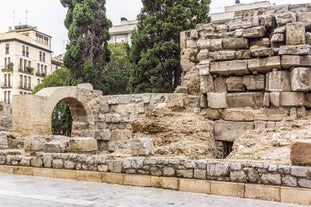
left=0, top=0, right=309, bottom=56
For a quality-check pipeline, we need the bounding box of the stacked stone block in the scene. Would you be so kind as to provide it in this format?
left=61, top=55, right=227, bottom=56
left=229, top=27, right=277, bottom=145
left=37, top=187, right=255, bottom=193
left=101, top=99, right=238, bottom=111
left=179, top=3, right=311, bottom=143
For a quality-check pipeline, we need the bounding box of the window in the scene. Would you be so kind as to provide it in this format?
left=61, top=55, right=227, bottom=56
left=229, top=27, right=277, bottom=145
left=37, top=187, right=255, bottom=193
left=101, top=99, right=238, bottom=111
left=26, top=47, right=29, bottom=57
left=28, top=60, right=31, bottom=67
left=4, top=74, right=7, bottom=87
left=4, top=91, right=6, bottom=103
left=20, top=75, right=23, bottom=88
left=39, top=51, right=42, bottom=61
left=19, top=58, right=23, bottom=70
left=5, top=44, right=9, bottom=54
left=43, top=52, right=45, bottom=62
left=8, top=91, right=10, bottom=104
left=116, top=35, right=126, bottom=43
left=24, top=76, right=27, bottom=88
left=44, top=65, right=47, bottom=74
left=37, top=63, right=40, bottom=73
left=24, top=60, right=27, bottom=70
left=28, top=77, right=31, bottom=89
left=8, top=74, right=10, bottom=87
left=22, top=45, right=25, bottom=56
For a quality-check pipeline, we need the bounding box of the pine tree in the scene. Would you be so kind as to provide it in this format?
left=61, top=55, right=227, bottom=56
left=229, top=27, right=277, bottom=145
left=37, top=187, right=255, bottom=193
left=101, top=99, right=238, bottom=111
left=129, top=0, right=210, bottom=93
left=61, top=0, right=111, bottom=89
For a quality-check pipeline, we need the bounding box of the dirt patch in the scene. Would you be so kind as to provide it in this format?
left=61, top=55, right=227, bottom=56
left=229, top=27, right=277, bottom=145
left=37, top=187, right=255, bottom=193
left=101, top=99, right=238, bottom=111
left=227, top=118, right=311, bottom=164
left=132, top=108, right=216, bottom=159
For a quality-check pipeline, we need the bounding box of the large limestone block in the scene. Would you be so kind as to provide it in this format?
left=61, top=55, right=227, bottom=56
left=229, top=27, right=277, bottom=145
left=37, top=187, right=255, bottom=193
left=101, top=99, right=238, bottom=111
left=282, top=55, right=311, bottom=68
left=207, top=93, right=227, bottom=109
left=305, top=93, right=311, bottom=108
left=197, top=39, right=222, bottom=51
left=279, top=45, right=311, bottom=55
left=280, top=92, right=305, bottom=106
left=0, top=134, right=8, bottom=149
left=290, top=67, right=311, bottom=92
left=208, top=51, right=236, bottom=61
left=222, top=38, right=249, bottom=49
left=271, top=34, right=285, bottom=43
left=242, top=75, right=265, bottom=91
left=130, top=138, right=154, bottom=156
left=236, top=50, right=251, bottom=59
left=266, top=71, right=291, bottom=92
left=66, top=137, right=97, bottom=152
left=200, top=75, right=214, bottom=93
left=24, top=136, right=46, bottom=151
left=214, top=77, right=227, bottom=92
left=250, top=46, right=275, bottom=57
left=290, top=139, right=311, bottom=166
left=286, top=22, right=305, bottom=45
left=227, top=92, right=263, bottom=108
left=225, top=77, right=245, bottom=92
left=221, top=108, right=259, bottom=121
left=248, top=56, right=281, bottom=73
left=298, top=12, right=311, bottom=31
left=210, top=60, right=249, bottom=76
left=43, top=136, right=70, bottom=153
left=196, top=49, right=209, bottom=61
left=214, top=120, right=254, bottom=141
left=242, top=26, right=266, bottom=38
left=250, top=38, right=270, bottom=48
left=275, top=11, right=296, bottom=27
left=306, top=33, right=311, bottom=45
left=270, top=92, right=280, bottom=107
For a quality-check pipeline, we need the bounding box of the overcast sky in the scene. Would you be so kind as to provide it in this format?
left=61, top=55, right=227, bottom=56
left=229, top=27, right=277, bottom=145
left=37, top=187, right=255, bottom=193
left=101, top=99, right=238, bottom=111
left=0, top=0, right=309, bottom=56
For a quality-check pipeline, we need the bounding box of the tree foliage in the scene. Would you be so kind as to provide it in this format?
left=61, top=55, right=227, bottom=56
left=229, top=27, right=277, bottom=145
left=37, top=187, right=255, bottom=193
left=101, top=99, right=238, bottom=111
left=60, top=0, right=111, bottom=89
left=129, top=0, right=210, bottom=93
left=33, top=67, right=81, bottom=136
left=100, top=43, right=134, bottom=95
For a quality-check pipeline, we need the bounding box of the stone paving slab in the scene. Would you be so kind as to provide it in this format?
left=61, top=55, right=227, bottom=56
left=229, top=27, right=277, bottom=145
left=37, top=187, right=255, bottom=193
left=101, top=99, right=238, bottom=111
left=0, top=173, right=308, bottom=207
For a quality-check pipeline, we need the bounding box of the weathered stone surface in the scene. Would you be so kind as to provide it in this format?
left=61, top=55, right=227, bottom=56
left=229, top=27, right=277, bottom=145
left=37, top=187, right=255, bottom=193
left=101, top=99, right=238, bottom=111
left=242, top=75, right=265, bottom=91
left=200, top=108, right=220, bottom=120
left=208, top=51, right=236, bottom=61
left=214, top=120, right=254, bottom=141
left=250, top=46, right=275, bottom=57
left=186, top=39, right=197, bottom=48
left=200, top=75, right=214, bottom=93
left=210, top=60, right=249, bottom=75
left=207, top=93, right=227, bottom=109
left=248, top=56, right=281, bottom=72
left=227, top=93, right=263, bottom=108
left=281, top=55, right=311, bottom=68
left=306, top=33, right=311, bottom=45
left=266, top=71, right=291, bottom=92
left=305, top=93, right=311, bottom=107
left=250, top=38, right=271, bottom=48
left=226, top=77, right=245, bottom=92
left=282, top=175, right=297, bottom=187
left=271, top=34, right=285, bottom=43
left=236, top=50, right=251, bottom=59
left=273, top=26, right=286, bottom=34
left=197, top=39, right=222, bottom=51
left=130, top=138, right=154, bottom=156
left=242, top=26, right=265, bottom=38
left=221, top=108, right=258, bottom=121
left=270, top=92, right=280, bottom=107
left=222, top=38, right=249, bottom=49
left=24, top=136, right=46, bottom=151
left=190, top=29, right=198, bottom=40
left=0, top=134, right=8, bottom=149
left=196, top=23, right=215, bottom=32
left=290, top=67, right=311, bottom=92
left=43, top=137, right=69, bottom=153
left=245, top=184, right=280, bottom=202
left=214, top=77, right=227, bottom=92
left=196, top=62, right=210, bottom=76
left=297, top=12, right=311, bottom=30
left=279, top=45, right=311, bottom=55
left=261, top=173, right=282, bottom=185
left=196, top=49, right=209, bottom=61
left=275, top=11, right=296, bottom=27
left=67, top=137, right=97, bottom=152
left=280, top=92, right=305, bottom=106
left=286, top=22, right=305, bottom=45
left=290, top=139, right=311, bottom=166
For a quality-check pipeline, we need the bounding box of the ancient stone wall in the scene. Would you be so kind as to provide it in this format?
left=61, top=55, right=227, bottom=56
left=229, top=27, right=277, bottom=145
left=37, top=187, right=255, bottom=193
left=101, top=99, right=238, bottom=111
left=178, top=3, right=311, bottom=143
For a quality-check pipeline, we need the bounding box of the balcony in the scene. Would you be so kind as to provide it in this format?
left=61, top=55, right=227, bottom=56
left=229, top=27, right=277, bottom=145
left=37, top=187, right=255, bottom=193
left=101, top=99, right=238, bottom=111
left=18, top=86, right=33, bottom=92
left=1, top=85, right=12, bottom=89
left=19, top=66, right=34, bottom=75
left=36, top=72, right=46, bottom=77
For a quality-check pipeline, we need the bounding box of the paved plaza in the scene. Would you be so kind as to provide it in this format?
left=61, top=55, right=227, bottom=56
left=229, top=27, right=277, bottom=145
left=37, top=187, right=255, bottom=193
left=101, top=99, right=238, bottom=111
left=0, top=173, right=308, bottom=207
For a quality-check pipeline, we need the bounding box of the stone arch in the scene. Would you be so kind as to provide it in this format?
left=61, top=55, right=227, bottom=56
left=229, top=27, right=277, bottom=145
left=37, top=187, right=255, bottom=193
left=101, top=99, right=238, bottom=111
left=12, top=85, right=95, bottom=137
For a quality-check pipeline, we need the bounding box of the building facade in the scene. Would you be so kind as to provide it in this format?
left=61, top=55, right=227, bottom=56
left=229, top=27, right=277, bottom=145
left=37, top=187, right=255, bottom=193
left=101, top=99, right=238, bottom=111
left=109, top=18, right=138, bottom=46
left=0, top=25, right=55, bottom=104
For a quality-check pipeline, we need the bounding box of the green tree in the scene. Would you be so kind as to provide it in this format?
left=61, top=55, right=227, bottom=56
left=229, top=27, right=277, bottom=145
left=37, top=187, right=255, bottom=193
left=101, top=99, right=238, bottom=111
left=33, top=67, right=82, bottom=136
left=100, top=43, right=134, bottom=95
left=129, top=0, right=210, bottom=93
left=61, top=0, right=111, bottom=89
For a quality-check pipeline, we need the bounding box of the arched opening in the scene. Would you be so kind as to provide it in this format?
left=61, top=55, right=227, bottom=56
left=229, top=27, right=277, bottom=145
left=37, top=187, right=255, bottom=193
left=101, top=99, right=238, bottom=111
left=51, top=97, right=89, bottom=137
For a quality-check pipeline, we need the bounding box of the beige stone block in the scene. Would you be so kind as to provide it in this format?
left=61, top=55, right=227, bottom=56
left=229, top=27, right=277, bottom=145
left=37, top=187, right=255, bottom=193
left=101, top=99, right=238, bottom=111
left=278, top=45, right=311, bottom=55
left=290, top=67, right=311, bottom=92
left=0, top=165, right=13, bottom=174
left=200, top=108, right=220, bottom=120
left=211, top=181, right=244, bottom=198
left=280, top=92, right=305, bottom=106
left=67, top=137, right=97, bottom=153
left=254, top=110, right=282, bottom=121
left=245, top=184, right=280, bottom=202
left=222, top=38, right=249, bottom=49
left=179, top=179, right=211, bottom=194
left=227, top=92, right=263, bottom=108
left=242, top=75, right=265, bottom=91
left=248, top=56, right=281, bottom=73
left=298, top=12, right=311, bottom=30
left=126, top=103, right=145, bottom=114
left=281, top=187, right=311, bottom=205
left=197, top=39, right=222, bottom=51
left=124, top=174, right=151, bottom=187
left=266, top=71, right=291, bottom=92
left=270, top=92, right=280, bottom=107
left=210, top=60, right=249, bottom=76
left=221, top=108, right=258, bottom=121
left=242, top=26, right=266, bottom=38
left=281, top=55, right=311, bottom=68
left=290, top=139, right=311, bottom=166
left=226, top=77, right=245, bottom=92
left=150, top=176, right=179, bottom=190
left=236, top=50, right=251, bottom=59
left=250, top=46, right=275, bottom=57
left=286, top=22, right=305, bottom=45
left=53, top=169, right=76, bottom=180
left=207, top=93, right=227, bottom=109
left=12, top=166, right=33, bottom=176
left=76, top=171, right=102, bottom=182
left=102, top=172, right=124, bottom=185
left=200, top=75, right=214, bottom=93
left=250, top=38, right=271, bottom=48
left=33, top=168, right=54, bottom=178
left=305, top=93, right=311, bottom=108
left=214, top=77, right=227, bottom=92
left=208, top=51, right=236, bottom=61
left=215, top=120, right=254, bottom=142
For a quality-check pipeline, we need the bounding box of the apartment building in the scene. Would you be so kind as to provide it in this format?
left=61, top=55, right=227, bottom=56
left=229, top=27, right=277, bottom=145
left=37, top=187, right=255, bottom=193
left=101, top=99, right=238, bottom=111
left=0, top=25, right=54, bottom=104
left=109, top=18, right=138, bottom=46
